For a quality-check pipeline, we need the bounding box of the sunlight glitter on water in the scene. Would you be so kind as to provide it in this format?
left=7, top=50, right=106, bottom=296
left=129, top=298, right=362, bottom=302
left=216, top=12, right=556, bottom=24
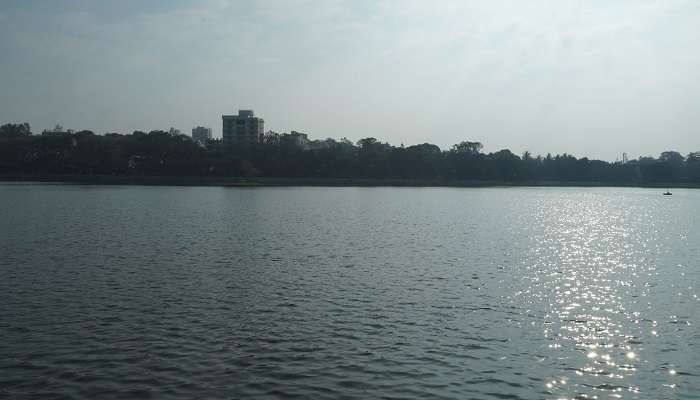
left=2, top=186, right=699, bottom=399
left=520, top=195, right=669, bottom=398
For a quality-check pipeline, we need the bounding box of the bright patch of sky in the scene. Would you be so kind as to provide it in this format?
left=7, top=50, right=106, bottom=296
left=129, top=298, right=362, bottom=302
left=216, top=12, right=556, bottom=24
left=1, top=0, right=699, bottom=160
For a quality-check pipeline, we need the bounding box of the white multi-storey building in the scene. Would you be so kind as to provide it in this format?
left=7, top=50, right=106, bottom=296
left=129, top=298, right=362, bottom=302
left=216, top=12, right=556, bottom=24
left=222, top=110, right=264, bottom=145
left=191, top=126, right=212, bottom=145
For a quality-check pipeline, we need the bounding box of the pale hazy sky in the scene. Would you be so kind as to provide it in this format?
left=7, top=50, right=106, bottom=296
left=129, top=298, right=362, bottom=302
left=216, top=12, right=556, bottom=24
left=1, top=0, right=699, bottom=160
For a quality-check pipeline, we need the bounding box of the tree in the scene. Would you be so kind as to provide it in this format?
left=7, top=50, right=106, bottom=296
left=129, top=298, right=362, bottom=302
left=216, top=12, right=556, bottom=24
left=659, top=151, right=685, bottom=181
left=660, top=151, right=684, bottom=164
left=489, top=149, right=520, bottom=181
left=687, top=151, right=700, bottom=182
left=451, top=141, right=482, bottom=155
left=357, top=137, right=378, bottom=149
left=0, top=123, right=32, bottom=138
left=3, top=122, right=700, bottom=185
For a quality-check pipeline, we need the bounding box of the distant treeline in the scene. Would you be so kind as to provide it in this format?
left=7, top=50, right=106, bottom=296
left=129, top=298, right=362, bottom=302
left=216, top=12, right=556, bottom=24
left=2, top=122, right=700, bottom=184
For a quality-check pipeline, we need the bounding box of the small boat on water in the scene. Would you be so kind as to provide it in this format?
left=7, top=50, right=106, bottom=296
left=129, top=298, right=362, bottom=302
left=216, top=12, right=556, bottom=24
left=663, top=190, right=672, bottom=195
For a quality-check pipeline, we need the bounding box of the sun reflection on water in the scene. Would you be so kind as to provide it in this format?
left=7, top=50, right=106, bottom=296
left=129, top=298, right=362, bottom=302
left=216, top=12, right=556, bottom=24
left=512, top=192, right=698, bottom=399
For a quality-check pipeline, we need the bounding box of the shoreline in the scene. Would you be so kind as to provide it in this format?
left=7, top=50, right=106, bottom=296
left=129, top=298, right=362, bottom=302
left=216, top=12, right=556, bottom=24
left=1, top=174, right=699, bottom=189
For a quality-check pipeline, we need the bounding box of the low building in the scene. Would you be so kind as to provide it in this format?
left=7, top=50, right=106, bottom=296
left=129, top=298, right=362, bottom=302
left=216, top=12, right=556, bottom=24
left=277, top=131, right=309, bottom=149
left=263, top=130, right=281, bottom=145
left=206, top=138, right=224, bottom=153
left=42, top=125, right=74, bottom=136
left=264, top=130, right=309, bottom=149
left=191, top=126, right=212, bottom=146
left=287, top=131, right=309, bottom=148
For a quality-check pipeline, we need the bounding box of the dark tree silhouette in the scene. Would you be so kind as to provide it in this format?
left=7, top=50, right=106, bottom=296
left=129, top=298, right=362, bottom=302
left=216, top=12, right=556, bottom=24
left=0, top=123, right=32, bottom=138
left=1, top=122, right=699, bottom=185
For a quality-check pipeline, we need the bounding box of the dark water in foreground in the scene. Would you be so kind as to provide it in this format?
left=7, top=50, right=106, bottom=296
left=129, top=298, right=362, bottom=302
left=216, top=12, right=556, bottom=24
left=1, top=184, right=699, bottom=399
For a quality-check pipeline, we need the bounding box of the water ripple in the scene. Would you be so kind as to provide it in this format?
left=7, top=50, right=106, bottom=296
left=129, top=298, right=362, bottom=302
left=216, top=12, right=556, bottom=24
left=0, top=185, right=698, bottom=399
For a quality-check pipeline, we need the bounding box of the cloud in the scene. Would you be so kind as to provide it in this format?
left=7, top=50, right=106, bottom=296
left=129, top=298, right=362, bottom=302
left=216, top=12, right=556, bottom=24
left=1, top=0, right=699, bottom=159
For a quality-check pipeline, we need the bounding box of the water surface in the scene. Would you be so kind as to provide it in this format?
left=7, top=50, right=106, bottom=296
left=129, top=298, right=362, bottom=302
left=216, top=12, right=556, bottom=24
left=1, top=184, right=698, bottom=399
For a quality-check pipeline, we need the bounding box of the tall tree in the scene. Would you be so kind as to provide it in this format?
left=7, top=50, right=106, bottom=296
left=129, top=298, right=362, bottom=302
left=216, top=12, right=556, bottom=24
left=0, top=123, right=32, bottom=138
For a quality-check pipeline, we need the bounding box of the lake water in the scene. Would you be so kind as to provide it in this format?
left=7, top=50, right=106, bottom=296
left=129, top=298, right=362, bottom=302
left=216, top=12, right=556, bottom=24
left=1, top=184, right=698, bottom=399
